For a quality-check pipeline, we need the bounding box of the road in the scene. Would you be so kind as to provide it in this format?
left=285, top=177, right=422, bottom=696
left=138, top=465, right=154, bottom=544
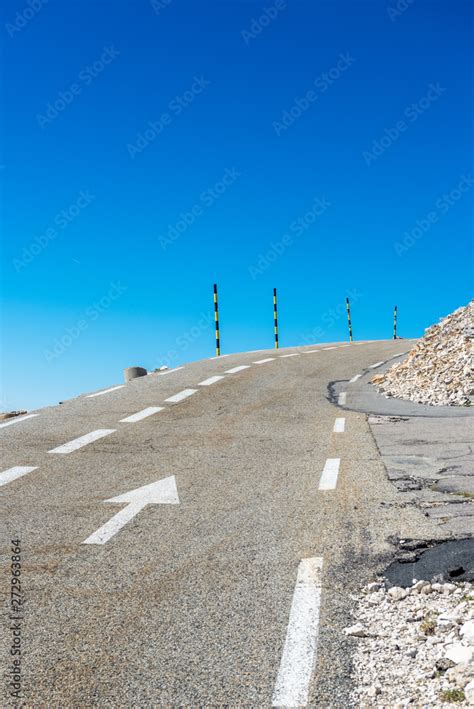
left=1, top=339, right=420, bottom=707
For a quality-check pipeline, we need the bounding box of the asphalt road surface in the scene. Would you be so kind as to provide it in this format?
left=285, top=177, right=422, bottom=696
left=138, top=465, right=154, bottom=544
left=1, top=339, right=419, bottom=707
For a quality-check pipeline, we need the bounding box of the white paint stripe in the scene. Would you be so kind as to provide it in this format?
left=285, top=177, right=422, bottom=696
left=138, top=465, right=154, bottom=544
left=369, top=361, right=385, bottom=369
left=0, top=466, right=38, bottom=487
left=225, top=365, right=250, bottom=374
left=198, top=375, right=225, bottom=386
left=165, top=389, right=197, bottom=403
left=319, top=458, right=340, bottom=490
left=49, top=429, right=115, bottom=454
left=157, top=366, right=185, bottom=376
left=87, top=385, right=125, bottom=398
left=349, top=374, right=362, bottom=383
left=304, top=350, right=319, bottom=354
left=333, top=417, right=345, bottom=433
left=323, top=346, right=336, bottom=350
left=0, top=413, right=39, bottom=429
left=338, top=392, right=347, bottom=405
left=272, top=557, right=323, bottom=708
left=83, top=501, right=143, bottom=545
left=253, top=358, right=275, bottom=364
left=119, top=407, right=164, bottom=423
left=210, top=354, right=230, bottom=360
left=280, top=353, right=299, bottom=358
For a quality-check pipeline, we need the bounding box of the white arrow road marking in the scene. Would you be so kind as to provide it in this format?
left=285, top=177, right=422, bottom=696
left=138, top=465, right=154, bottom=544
left=369, top=361, right=385, bottom=369
left=86, top=385, right=125, bottom=398
left=0, top=413, right=39, bottom=429
left=82, top=476, right=179, bottom=545
left=225, top=365, right=250, bottom=374
left=272, top=557, right=323, bottom=708
left=319, top=458, right=340, bottom=490
left=49, top=429, right=116, bottom=454
left=333, top=418, right=345, bottom=433
left=165, top=389, right=197, bottom=403
left=338, top=392, right=347, bottom=405
left=349, top=374, right=362, bottom=383
left=198, top=375, right=225, bottom=386
left=119, top=407, right=164, bottom=423
left=280, top=353, right=299, bottom=358
left=253, top=358, right=275, bottom=364
left=0, top=466, right=38, bottom=487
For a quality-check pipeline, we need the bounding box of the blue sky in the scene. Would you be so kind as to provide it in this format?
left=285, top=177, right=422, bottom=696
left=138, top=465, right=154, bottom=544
left=2, top=0, right=473, bottom=411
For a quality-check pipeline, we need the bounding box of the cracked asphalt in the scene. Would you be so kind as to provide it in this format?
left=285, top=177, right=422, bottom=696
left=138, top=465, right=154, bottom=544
left=1, top=339, right=451, bottom=707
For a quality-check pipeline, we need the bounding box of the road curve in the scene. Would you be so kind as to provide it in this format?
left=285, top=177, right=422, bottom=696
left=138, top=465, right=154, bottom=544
left=1, top=339, right=415, bottom=707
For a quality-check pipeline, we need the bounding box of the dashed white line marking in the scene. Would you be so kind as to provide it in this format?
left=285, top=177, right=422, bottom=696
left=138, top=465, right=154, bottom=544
left=0, top=465, right=38, bottom=487
left=280, top=353, right=299, bottom=358
left=369, top=361, right=385, bottom=369
left=198, top=375, right=225, bottom=386
left=225, top=365, right=250, bottom=374
left=165, top=389, right=197, bottom=403
left=87, top=385, right=125, bottom=398
left=272, top=557, right=323, bottom=708
left=322, top=346, right=336, bottom=350
left=119, top=407, right=164, bottom=423
left=349, top=374, right=362, bottom=383
left=333, top=418, right=345, bottom=433
left=0, top=413, right=39, bottom=429
left=210, top=354, right=230, bottom=360
left=338, top=392, right=347, bottom=405
left=319, top=458, right=341, bottom=490
left=253, top=358, right=275, bottom=364
left=157, top=366, right=185, bottom=376
left=304, top=350, right=319, bottom=354
left=49, top=429, right=116, bottom=454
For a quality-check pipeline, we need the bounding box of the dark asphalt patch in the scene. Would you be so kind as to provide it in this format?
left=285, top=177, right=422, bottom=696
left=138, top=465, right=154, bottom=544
left=385, top=538, right=474, bottom=587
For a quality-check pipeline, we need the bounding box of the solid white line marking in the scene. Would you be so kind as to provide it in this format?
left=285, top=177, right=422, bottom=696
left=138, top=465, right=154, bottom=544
left=225, top=365, right=250, bottom=374
left=333, top=418, right=345, bottom=433
left=349, top=374, right=362, bottom=383
left=0, top=413, right=39, bottom=429
left=87, top=385, right=125, bottom=398
left=280, top=353, right=299, bottom=358
left=82, top=476, right=180, bottom=545
left=198, top=375, right=225, bottom=386
left=369, top=361, right=385, bottom=369
left=338, top=392, right=347, bottom=405
left=119, top=407, right=164, bottom=423
left=319, top=458, right=341, bottom=490
left=49, top=429, right=115, bottom=454
left=165, top=389, right=197, bottom=403
left=253, top=358, right=275, bottom=364
left=0, top=466, right=38, bottom=487
left=157, top=366, right=185, bottom=376
left=272, top=557, right=323, bottom=708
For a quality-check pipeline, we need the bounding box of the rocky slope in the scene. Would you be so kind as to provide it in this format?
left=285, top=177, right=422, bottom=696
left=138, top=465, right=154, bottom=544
left=373, top=301, right=473, bottom=406
left=348, top=578, right=474, bottom=707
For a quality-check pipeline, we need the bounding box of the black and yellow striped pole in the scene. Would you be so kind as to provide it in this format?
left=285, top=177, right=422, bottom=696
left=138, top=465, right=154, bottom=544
left=346, top=296, right=353, bottom=342
left=393, top=305, right=398, bottom=340
left=213, top=283, right=220, bottom=356
left=273, top=287, right=279, bottom=349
